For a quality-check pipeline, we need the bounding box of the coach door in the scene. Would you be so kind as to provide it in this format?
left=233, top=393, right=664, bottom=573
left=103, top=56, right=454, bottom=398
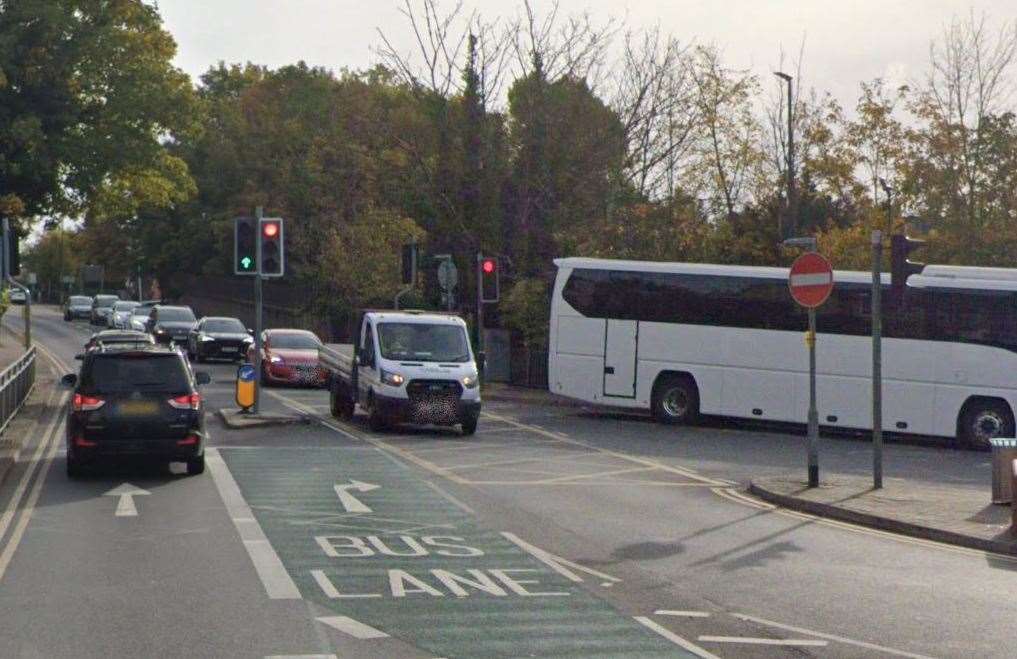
left=603, top=319, right=638, bottom=398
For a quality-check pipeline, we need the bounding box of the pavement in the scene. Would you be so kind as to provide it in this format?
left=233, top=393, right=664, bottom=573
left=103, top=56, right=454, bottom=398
left=0, top=323, right=34, bottom=486
left=4, top=305, right=1017, bottom=658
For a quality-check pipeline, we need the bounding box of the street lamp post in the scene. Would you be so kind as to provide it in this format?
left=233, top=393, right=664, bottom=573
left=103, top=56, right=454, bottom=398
left=775, top=72, right=794, bottom=239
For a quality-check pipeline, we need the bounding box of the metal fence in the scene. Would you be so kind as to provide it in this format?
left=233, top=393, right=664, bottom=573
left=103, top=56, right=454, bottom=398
left=0, top=347, right=36, bottom=437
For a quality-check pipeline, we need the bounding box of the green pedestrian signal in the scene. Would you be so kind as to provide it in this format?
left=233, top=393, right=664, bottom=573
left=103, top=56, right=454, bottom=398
left=234, top=217, right=257, bottom=275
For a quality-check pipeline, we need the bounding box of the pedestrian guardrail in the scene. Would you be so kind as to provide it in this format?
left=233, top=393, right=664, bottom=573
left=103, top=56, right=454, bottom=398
left=0, top=346, right=36, bottom=438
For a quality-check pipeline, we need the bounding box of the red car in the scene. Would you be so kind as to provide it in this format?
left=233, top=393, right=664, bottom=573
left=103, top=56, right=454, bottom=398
left=247, top=329, right=328, bottom=387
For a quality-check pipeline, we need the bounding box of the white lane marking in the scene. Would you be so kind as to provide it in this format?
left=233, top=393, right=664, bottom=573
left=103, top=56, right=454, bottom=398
left=656, top=610, right=711, bottom=618
left=311, top=569, right=381, bottom=599
left=103, top=483, right=150, bottom=517
left=790, top=272, right=833, bottom=287
left=423, top=480, right=476, bottom=515
left=206, top=448, right=301, bottom=600
left=333, top=479, right=379, bottom=514
left=316, top=615, right=389, bottom=639
left=481, top=410, right=727, bottom=486
left=0, top=386, right=63, bottom=550
left=699, top=636, right=828, bottom=646
left=633, top=616, right=719, bottom=659
left=0, top=416, right=65, bottom=580
left=501, top=531, right=620, bottom=584
left=731, top=613, right=937, bottom=659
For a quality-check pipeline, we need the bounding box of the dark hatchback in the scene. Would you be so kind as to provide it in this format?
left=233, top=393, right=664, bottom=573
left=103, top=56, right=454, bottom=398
left=187, top=316, right=252, bottom=362
left=64, top=345, right=211, bottom=477
left=147, top=305, right=197, bottom=344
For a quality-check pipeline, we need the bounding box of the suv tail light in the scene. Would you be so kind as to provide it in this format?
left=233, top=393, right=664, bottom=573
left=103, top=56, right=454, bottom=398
left=168, top=393, right=201, bottom=410
left=73, top=394, right=105, bottom=411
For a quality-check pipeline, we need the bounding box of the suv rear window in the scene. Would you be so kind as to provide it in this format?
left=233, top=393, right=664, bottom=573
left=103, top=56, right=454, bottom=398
left=80, top=354, right=191, bottom=394
left=70, top=296, right=91, bottom=305
left=94, top=296, right=118, bottom=308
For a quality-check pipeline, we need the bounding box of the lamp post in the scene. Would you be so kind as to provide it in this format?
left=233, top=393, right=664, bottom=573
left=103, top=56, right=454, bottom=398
left=775, top=72, right=794, bottom=239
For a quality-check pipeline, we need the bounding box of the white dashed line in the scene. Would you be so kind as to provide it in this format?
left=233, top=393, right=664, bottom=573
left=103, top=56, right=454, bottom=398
left=316, top=615, right=389, bottom=639
left=698, top=635, right=828, bottom=647
left=655, top=610, right=711, bottom=618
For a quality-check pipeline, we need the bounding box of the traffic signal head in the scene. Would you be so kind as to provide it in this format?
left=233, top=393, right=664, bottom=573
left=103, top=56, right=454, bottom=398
left=260, top=218, right=285, bottom=277
left=480, top=256, right=499, bottom=303
left=234, top=217, right=257, bottom=275
left=891, top=234, right=925, bottom=294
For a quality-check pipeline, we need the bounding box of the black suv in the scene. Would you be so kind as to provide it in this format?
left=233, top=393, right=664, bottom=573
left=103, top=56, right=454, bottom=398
left=63, top=345, right=211, bottom=477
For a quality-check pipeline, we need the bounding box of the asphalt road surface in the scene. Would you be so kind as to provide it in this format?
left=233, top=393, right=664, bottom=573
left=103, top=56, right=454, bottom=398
left=0, top=305, right=1011, bottom=658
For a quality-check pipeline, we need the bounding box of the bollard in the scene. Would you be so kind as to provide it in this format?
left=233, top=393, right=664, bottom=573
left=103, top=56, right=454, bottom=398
left=990, top=438, right=1017, bottom=504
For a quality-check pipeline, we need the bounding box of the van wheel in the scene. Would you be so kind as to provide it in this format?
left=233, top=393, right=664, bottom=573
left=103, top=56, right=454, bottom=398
left=959, top=400, right=1014, bottom=450
left=652, top=376, right=699, bottom=425
left=367, top=396, right=388, bottom=432
left=460, top=414, right=478, bottom=436
left=330, top=381, right=355, bottom=420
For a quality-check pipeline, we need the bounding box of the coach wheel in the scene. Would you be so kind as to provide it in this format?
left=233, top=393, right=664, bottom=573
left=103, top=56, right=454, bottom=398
left=652, top=376, right=699, bottom=425
left=959, top=400, right=1014, bottom=450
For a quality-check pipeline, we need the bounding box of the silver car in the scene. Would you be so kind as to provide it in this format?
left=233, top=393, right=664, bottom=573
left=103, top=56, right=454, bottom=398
left=107, top=300, right=141, bottom=329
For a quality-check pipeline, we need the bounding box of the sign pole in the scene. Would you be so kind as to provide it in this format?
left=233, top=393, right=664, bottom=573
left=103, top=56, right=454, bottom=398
left=253, top=206, right=263, bottom=415
left=806, top=308, right=819, bottom=487
left=872, top=230, right=883, bottom=489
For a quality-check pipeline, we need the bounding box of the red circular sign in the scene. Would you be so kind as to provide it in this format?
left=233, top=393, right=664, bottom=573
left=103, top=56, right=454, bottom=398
left=788, top=252, right=834, bottom=308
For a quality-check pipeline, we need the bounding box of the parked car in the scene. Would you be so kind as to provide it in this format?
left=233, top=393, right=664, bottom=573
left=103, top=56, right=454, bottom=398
left=90, top=294, right=120, bottom=325
left=64, top=295, right=94, bottom=321
left=9, top=288, right=27, bottom=305
left=246, top=329, right=327, bottom=387
left=108, top=300, right=141, bottom=329
left=187, top=316, right=252, bottom=363
left=146, top=305, right=197, bottom=345
left=84, top=330, right=155, bottom=352
left=63, top=343, right=210, bottom=477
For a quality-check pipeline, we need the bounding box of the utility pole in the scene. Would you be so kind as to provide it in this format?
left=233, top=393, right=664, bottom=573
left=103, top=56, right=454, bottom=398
left=253, top=206, right=263, bottom=414
left=775, top=72, right=794, bottom=238
left=872, top=230, right=883, bottom=489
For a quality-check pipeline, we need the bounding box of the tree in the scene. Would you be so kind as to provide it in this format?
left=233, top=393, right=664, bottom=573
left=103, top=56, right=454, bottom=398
left=0, top=0, right=197, bottom=224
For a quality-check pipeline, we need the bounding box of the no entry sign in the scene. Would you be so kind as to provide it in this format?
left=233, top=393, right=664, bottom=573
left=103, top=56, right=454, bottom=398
left=789, top=252, right=834, bottom=308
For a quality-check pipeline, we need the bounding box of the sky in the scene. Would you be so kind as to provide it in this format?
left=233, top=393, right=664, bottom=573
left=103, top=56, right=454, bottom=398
left=157, top=0, right=1016, bottom=113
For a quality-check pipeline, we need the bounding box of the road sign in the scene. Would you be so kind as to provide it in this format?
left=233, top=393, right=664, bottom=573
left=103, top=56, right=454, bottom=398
left=236, top=363, right=256, bottom=410
left=789, top=252, right=833, bottom=308
left=437, top=259, right=458, bottom=291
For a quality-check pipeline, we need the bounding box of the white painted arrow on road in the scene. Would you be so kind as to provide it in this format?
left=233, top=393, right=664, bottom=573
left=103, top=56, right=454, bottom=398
left=333, top=480, right=380, bottom=514
left=104, top=483, right=151, bottom=517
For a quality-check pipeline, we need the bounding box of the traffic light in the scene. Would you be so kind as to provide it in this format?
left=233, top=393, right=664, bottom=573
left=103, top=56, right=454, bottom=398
left=234, top=217, right=257, bottom=275
left=401, top=243, right=418, bottom=284
left=480, top=256, right=499, bottom=303
left=260, top=217, right=284, bottom=277
left=891, top=234, right=925, bottom=295
left=7, top=230, right=19, bottom=276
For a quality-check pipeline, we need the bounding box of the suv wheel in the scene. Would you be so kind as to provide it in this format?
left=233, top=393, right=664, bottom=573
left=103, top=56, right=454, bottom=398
left=67, top=456, right=83, bottom=479
left=186, top=455, right=205, bottom=476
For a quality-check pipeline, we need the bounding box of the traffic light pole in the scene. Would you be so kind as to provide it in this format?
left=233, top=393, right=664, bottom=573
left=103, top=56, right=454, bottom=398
left=476, top=253, right=483, bottom=351
left=253, top=206, right=263, bottom=414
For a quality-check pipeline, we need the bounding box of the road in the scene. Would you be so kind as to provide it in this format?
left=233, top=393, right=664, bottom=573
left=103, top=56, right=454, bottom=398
left=0, top=305, right=1012, bottom=658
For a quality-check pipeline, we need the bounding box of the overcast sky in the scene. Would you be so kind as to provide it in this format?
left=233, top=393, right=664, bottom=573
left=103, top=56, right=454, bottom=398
left=159, top=0, right=1014, bottom=111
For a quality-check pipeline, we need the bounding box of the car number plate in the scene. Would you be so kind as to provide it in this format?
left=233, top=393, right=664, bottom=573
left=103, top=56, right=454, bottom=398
left=119, top=401, right=158, bottom=416
left=221, top=347, right=238, bottom=353
left=173, top=335, right=186, bottom=341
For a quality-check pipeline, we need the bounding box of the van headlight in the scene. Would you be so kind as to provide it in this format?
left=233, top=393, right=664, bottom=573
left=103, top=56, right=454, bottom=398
left=381, top=369, right=405, bottom=386
left=462, top=375, right=478, bottom=389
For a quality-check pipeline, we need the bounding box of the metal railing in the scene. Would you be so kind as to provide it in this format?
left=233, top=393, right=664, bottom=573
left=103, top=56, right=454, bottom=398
left=0, top=347, right=36, bottom=437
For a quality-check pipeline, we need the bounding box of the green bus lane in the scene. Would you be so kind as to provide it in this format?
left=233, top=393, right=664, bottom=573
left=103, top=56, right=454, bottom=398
left=220, top=446, right=688, bottom=658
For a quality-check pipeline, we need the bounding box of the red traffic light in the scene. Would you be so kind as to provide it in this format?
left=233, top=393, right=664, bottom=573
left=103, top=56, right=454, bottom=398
left=482, top=259, right=496, bottom=274
left=262, top=222, right=279, bottom=238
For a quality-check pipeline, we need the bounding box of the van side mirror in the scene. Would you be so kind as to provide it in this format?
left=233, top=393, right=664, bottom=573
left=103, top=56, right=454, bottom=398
left=61, top=373, right=77, bottom=387
left=477, top=351, right=487, bottom=373
left=195, top=371, right=211, bottom=385
left=74, top=353, right=84, bottom=361
left=358, top=351, right=371, bottom=367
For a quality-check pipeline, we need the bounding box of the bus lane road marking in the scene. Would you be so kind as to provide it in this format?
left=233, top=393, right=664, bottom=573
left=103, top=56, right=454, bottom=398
left=215, top=441, right=693, bottom=658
